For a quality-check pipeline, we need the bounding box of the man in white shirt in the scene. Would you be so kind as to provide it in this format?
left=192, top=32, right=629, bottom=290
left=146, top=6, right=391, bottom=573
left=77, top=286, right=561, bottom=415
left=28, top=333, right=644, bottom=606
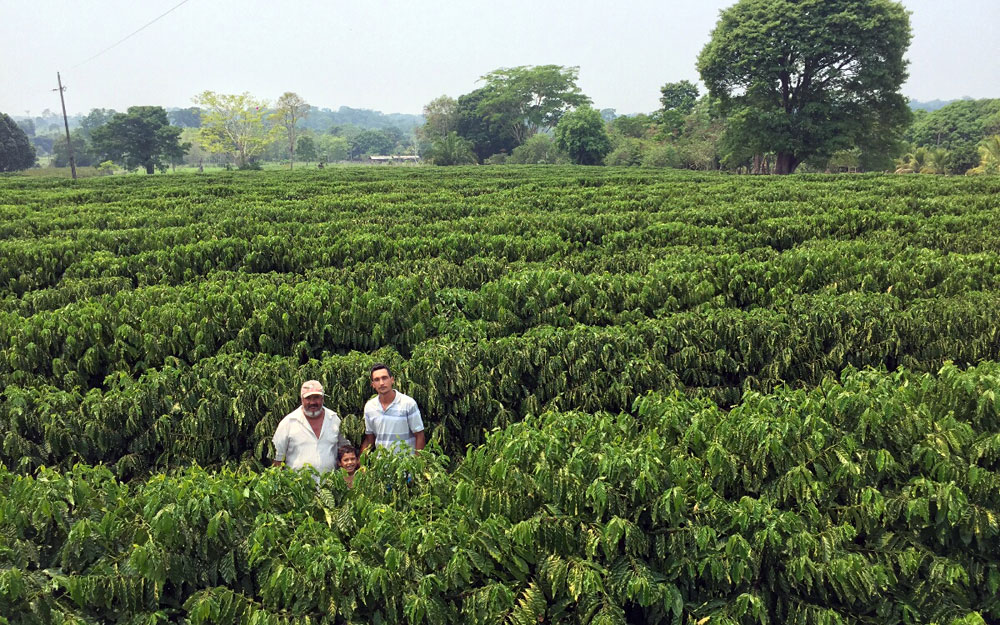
left=361, top=364, right=425, bottom=455
left=272, top=380, right=348, bottom=473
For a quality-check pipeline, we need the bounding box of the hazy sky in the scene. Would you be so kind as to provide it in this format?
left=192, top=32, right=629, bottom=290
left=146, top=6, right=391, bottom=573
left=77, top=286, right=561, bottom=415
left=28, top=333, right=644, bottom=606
left=2, top=0, right=998, bottom=118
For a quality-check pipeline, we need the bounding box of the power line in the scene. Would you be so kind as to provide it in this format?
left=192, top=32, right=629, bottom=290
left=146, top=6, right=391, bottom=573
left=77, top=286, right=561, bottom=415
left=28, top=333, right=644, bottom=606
left=71, top=0, right=193, bottom=70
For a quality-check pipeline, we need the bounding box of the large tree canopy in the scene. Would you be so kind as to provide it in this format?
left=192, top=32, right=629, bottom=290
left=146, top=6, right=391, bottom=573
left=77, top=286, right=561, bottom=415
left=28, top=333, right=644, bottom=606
left=418, top=95, right=458, bottom=145
left=697, top=0, right=912, bottom=174
left=91, top=106, right=188, bottom=174
left=658, top=81, right=700, bottom=138
left=0, top=112, right=36, bottom=172
left=554, top=106, right=612, bottom=165
left=52, top=130, right=97, bottom=168
left=349, top=129, right=395, bottom=159
left=454, top=88, right=518, bottom=163
left=476, top=65, right=591, bottom=145
left=193, top=91, right=275, bottom=168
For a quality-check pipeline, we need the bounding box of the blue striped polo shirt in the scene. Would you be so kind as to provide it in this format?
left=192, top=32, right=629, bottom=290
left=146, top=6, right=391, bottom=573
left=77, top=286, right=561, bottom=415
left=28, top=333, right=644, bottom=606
left=363, top=391, right=424, bottom=454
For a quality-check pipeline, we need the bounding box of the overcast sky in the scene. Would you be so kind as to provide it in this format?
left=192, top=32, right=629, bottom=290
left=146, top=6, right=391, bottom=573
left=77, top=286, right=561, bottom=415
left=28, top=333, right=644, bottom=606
left=2, top=0, right=998, bottom=118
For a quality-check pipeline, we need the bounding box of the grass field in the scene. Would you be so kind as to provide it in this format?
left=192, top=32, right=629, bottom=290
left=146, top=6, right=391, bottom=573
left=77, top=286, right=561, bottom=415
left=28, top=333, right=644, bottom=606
left=1, top=167, right=999, bottom=623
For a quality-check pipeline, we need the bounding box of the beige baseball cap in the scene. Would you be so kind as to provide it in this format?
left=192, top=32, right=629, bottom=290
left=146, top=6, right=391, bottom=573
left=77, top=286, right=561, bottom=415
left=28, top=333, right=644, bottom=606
left=300, top=380, right=325, bottom=398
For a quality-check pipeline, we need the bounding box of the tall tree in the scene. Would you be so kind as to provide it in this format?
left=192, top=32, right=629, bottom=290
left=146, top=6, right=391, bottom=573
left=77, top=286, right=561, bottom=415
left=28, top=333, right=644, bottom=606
left=610, top=114, right=655, bottom=139
left=52, top=130, right=96, bottom=167
left=658, top=80, right=699, bottom=137
left=167, top=107, right=202, bottom=128
left=0, top=112, right=36, bottom=172
left=15, top=118, right=35, bottom=138
left=697, top=0, right=912, bottom=174
left=348, top=129, right=394, bottom=159
left=454, top=88, right=518, bottom=163
left=295, top=135, right=317, bottom=162
left=554, top=106, right=612, bottom=165
left=316, top=135, right=350, bottom=162
left=659, top=80, right=699, bottom=114
left=419, top=95, right=458, bottom=144
left=273, top=92, right=310, bottom=169
left=476, top=65, right=591, bottom=145
left=91, top=106, right=188, bottom=174
left=193, top=91, right=275, bottom=168
left=79, top=108, right=118, bottom=140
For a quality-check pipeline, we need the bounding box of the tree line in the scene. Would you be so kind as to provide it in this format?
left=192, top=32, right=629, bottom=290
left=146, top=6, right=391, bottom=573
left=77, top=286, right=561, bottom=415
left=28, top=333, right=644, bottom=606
left=415, top=0, right=998, bottom=175
left=3, top=0, right=1000, bottom=175
left=1, top=95, right=423, bottom=174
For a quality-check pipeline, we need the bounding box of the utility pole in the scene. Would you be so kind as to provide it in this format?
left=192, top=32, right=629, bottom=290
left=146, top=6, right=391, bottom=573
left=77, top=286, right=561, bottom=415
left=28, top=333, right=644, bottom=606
left=54, top=72, right=77, bottom=180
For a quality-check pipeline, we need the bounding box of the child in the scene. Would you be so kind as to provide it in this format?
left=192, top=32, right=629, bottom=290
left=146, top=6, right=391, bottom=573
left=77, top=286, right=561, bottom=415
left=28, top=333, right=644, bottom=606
left=337, top=445, right=361, bottom=488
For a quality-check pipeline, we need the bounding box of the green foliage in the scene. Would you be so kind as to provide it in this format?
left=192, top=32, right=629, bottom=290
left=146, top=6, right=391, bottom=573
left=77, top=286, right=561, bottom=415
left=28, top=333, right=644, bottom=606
left=454, top=88, right=519, bottom=163
left=966, top=135, right=1000, bottom=176
left=193, top=91, right=276, bottom=168
left=77, top=108, right=118, bottom=142
left=554, top=106, right=611, bottom=166
left=698, top=0, right=912, bottom=174
left=167, top=106, right=202, bottom=128
left=429, top=132, right=477, bottom=166
left=906, top=99, right=1000, bottom=174
left=508, top=134, right=568, bottom=165
left=90, top=106, right=188, bottom=174
left=608, top=114, right=655, bottom=139
left=476, top=65, right=591, bottom=145
left=659, top=80, right=698, bottom=115
left=50, top=130, right=97, bottom=168
left=272, top=92, right=310, bottom=169
left=657, top=80, right=700, bottom=138
left=314, top=134, right=349, bottom=162
left=349, top=129, right=395, bottom=158
left=0, top=112, right=36, bottom=172
left=2, top=168, right=1000, bottom=622
left=1, top=169, right=1000, bottom=474
left=605, top=138, right=646, bottom=167
left=640, top=144, right=680, bottom=169
left=2, top=364, right=1000, bottom=623
left=294, top=135, right=317, bottom=162
left=419, top=95, right=459, bottom=146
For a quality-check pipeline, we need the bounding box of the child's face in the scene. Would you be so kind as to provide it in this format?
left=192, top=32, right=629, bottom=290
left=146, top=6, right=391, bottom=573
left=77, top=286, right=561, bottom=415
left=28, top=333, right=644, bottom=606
left=339, top=452, right=359, bottom=474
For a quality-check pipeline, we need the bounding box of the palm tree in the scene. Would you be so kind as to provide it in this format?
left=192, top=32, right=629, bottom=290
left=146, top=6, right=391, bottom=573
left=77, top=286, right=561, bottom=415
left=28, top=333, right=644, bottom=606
left=895, top=147, right=928, bottom=174
left=429, top=132, right=477, bottom=166
left=964, top=136, right=1000, bottom=175
left=977, top=135, right=1000, bottom=174
left=924, top=147, right=950, bottom=174
left=895, top=147, right=951, bottom=174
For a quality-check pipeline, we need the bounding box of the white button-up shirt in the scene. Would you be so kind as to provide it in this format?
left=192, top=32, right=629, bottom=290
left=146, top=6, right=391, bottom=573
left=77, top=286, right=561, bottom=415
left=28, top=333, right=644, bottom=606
left=272, top=406, right=348, bottom=473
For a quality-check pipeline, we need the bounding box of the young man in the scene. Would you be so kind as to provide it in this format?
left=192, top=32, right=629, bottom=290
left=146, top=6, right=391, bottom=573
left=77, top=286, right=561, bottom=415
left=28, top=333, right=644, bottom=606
left=272, top=380, right=348, bottom=474
left=337, top=445, right=361, bottom=488
left=361, top=363, right=425, bottom=454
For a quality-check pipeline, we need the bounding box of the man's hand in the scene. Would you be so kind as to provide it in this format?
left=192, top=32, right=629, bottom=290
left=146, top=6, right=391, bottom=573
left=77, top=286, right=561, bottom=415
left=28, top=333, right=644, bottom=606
left=414, top=430, right=426, bottom=452
left=361, top=433, right=376, bottom=453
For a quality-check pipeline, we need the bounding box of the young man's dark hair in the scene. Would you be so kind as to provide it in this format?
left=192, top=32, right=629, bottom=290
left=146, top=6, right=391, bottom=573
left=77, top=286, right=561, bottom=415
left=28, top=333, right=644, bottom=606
left=369, top=363, right=393, bottom=379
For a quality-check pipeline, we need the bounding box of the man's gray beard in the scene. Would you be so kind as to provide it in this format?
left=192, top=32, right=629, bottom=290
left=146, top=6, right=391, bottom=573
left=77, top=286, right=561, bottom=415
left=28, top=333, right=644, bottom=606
left=303, top=407, right=323, bottom=418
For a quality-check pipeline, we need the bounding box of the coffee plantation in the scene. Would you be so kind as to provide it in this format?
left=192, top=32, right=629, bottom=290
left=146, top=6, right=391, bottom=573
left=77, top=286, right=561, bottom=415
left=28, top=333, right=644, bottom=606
left=1, top=167, right=998, bottom=624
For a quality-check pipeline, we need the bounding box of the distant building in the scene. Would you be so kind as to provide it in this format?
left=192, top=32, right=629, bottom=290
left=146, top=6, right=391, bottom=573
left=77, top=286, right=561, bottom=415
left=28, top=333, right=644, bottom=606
left=367, top=155, right=421, bottom=164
